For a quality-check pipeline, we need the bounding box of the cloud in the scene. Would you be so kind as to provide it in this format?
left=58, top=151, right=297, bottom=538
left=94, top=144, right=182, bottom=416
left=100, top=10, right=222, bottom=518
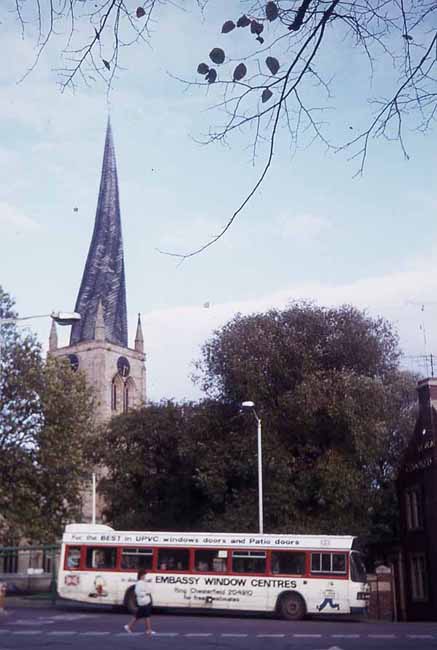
left=139, top=261, right=437, bottom=402
left=278, top=213, right=331, bottom=242
left=0, top=202, right=40, bottom=234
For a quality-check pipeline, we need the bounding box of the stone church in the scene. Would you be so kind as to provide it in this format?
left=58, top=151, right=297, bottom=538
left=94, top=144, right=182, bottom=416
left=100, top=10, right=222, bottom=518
left=49, top=119, right=146, bottom=421
left=49, top=119, right=146, bottom=520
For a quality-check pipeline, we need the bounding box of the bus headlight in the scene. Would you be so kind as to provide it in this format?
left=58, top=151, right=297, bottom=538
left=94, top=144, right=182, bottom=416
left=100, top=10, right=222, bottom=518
left=357, top=592, right=370, bottom=600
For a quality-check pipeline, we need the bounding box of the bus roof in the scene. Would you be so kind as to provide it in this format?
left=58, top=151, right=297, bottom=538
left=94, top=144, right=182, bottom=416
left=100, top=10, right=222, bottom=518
left=62, top=524, right=356, bottom=551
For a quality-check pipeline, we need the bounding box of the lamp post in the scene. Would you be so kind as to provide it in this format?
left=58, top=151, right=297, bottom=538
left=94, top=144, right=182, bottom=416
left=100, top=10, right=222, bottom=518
left=0, top=311, right=80, bottom=357
left=241, top=400, right=264, bottom=534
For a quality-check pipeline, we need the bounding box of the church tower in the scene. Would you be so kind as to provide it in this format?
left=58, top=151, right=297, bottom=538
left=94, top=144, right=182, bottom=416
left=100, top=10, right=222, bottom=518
left=50, top=119, right=146, bottom=421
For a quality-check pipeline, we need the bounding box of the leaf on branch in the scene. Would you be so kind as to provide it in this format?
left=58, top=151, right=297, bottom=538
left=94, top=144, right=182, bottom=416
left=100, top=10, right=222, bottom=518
left=250, top=20, right=264, bottom=35
left=265, top=1, right=279, bottom=21
left=197, top=62, right=210, bottom=75
left=206, top=68, right=217, bottom=83
left=136, top=6, right=146, bottom=18
left=102, top=59, right=110, bottom=71
left=209, top=48, right=225, bottom=65
left=222, top=20, right=236, bottom=34
left=256, top=36, right=265, bottom=44
left=266, top=56, right=280, bottom=75
left=261, top=88, right=273, bottom=103
left=237, top=15, right=251, bottom=28
left=403, top=33, right=413, bottom=41
left=233, top=63, right=247, bottom=81
left=94, top=28, right=100, bottom=41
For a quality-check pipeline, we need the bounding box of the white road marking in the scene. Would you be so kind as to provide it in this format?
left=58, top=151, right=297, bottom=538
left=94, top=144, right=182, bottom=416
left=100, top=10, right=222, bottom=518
left=407, top=634, right=434, bottom=639
left=294, top=633, right=323, bottom=638
left=185, top=633, right=213, bottom=637
left=79, top=631, right=111, bottom=636
left=331, top=634, right=360, bottom=638
left=47, top=631, right=77, bottom=636
left=368, top=634, right=396, bottom=639
left=50, top=614, right=99, bottom=620
left=155, top=632, right=179, bottom=637
left=12, top=630, right=43, bottom=635
left=11, top=619, right=53, bottom=626
left=221, top=633, right=249, bottom=637
left=257, top=634, right=286, bottom=638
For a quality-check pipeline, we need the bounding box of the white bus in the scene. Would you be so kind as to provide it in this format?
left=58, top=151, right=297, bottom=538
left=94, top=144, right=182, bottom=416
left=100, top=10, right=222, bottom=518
left=57, top=524, right=369, bottom=620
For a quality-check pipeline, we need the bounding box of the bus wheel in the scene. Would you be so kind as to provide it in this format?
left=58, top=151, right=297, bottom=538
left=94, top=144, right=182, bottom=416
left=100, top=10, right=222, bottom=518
left=279, top=593, right=306, bottom=621
left=124, top=587, right=138, bottom=615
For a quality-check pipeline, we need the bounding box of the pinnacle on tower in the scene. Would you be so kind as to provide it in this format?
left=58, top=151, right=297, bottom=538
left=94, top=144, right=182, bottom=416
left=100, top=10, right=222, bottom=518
left=70, top=118, right=128, bottom=347
left=49, top=320, right=58, bottom=351
left=135, top=313, right=144, bottom=353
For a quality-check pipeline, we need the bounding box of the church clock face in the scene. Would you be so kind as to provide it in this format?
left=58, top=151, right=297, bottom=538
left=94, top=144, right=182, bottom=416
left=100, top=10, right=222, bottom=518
left=68, top=354, right=79, bottom=372
left=117, top=356, right=130, bottom=378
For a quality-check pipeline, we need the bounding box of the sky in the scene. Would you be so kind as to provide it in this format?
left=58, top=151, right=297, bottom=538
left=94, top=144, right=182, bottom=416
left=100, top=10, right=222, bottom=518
left=2, top=1, right=437, bottom=402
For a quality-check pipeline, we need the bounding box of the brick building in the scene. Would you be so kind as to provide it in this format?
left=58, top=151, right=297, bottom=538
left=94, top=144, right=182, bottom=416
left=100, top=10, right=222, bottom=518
left=397, top=377, right=437, bottom=620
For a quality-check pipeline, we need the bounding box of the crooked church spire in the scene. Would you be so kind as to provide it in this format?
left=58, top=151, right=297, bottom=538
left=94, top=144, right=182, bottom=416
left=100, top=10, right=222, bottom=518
left=70, top=118, right=128, bottom=347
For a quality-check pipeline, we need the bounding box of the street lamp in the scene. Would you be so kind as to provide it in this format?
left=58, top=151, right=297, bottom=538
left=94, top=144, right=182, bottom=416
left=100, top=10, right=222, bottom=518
left=0, top=311, right=80, bottom=356
left=241, top=400, right=264, bottom=534
left=0, top=311, right=81, bottom=327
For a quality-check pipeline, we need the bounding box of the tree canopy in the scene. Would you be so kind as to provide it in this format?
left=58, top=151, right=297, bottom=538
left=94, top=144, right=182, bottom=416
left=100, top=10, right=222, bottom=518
left=0, top=287, right=97, bottom=543
left=98, top=302, right=417, bottom=543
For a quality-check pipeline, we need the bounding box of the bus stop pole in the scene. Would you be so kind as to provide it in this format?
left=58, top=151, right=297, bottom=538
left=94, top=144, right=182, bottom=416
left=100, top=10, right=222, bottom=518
left=50, top=547, right=57, bottom=606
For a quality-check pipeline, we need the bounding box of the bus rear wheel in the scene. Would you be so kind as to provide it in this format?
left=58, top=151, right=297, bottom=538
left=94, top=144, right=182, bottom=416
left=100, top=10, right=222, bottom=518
left=279, top=593, right=306, bottom=621
left=124, top=587, right=138, bottom=615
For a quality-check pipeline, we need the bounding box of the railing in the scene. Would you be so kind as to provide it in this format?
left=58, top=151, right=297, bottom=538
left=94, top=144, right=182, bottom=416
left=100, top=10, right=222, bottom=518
left=0, top=544, right=60, bottom=605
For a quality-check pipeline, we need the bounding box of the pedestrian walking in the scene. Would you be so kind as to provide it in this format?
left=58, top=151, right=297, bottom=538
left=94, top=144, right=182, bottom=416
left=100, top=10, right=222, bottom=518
left=124, top=569, right=155, bottom=636
left=0, top=582, right=7, bottom=615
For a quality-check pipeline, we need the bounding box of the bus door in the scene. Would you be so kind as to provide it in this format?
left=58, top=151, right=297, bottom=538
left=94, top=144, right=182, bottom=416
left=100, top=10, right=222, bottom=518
left=307, top=551, right=350, bottom=614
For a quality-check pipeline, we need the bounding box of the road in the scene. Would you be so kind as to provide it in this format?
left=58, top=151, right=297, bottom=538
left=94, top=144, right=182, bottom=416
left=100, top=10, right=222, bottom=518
left=1, top=605, right=437, bottom=649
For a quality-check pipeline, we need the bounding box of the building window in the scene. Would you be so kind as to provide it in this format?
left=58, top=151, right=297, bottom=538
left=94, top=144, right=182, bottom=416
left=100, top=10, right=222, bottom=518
left=111, top=380, right=117, bottom=411
left=410, top=553, right=428, bottom=601
left=111, top=375, right=124, bottom=413
left=405, top=487, right=424, bottom=530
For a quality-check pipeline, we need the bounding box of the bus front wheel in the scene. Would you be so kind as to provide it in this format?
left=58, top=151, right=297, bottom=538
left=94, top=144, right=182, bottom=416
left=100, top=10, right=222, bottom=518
left=278, top=593, right=306, bottom=621
left=124, top=587, right=138, bottom=615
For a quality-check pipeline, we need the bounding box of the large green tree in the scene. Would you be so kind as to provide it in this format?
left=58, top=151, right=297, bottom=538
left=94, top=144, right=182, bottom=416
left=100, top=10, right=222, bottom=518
left=195, top=303, right=417, bottom=540
left=0, top=287, right=97, bottom=543
left=98, top=303, right=417, bottom=542
left=96, top=400, right=251, bottom=531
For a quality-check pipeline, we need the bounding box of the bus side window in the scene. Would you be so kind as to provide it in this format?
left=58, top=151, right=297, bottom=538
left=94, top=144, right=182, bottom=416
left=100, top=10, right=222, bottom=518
left=311, top=552, right=347, bottom=574
left=85, top=547, right=117, bottom=570
left=271, top=551, right=305, bottom=575
left=121, top=548, right=153, bottom=571
left=158, top=548, right=189, bottom=571
left=66, top=547, right=81, bottom=570
left=232, top=551, right=266, bottom=574
left=194, top=549, right=228, bottom=572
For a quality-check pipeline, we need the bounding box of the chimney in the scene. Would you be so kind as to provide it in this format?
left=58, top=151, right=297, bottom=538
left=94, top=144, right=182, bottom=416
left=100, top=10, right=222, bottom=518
left=417, top=378, right=437, bottom=433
